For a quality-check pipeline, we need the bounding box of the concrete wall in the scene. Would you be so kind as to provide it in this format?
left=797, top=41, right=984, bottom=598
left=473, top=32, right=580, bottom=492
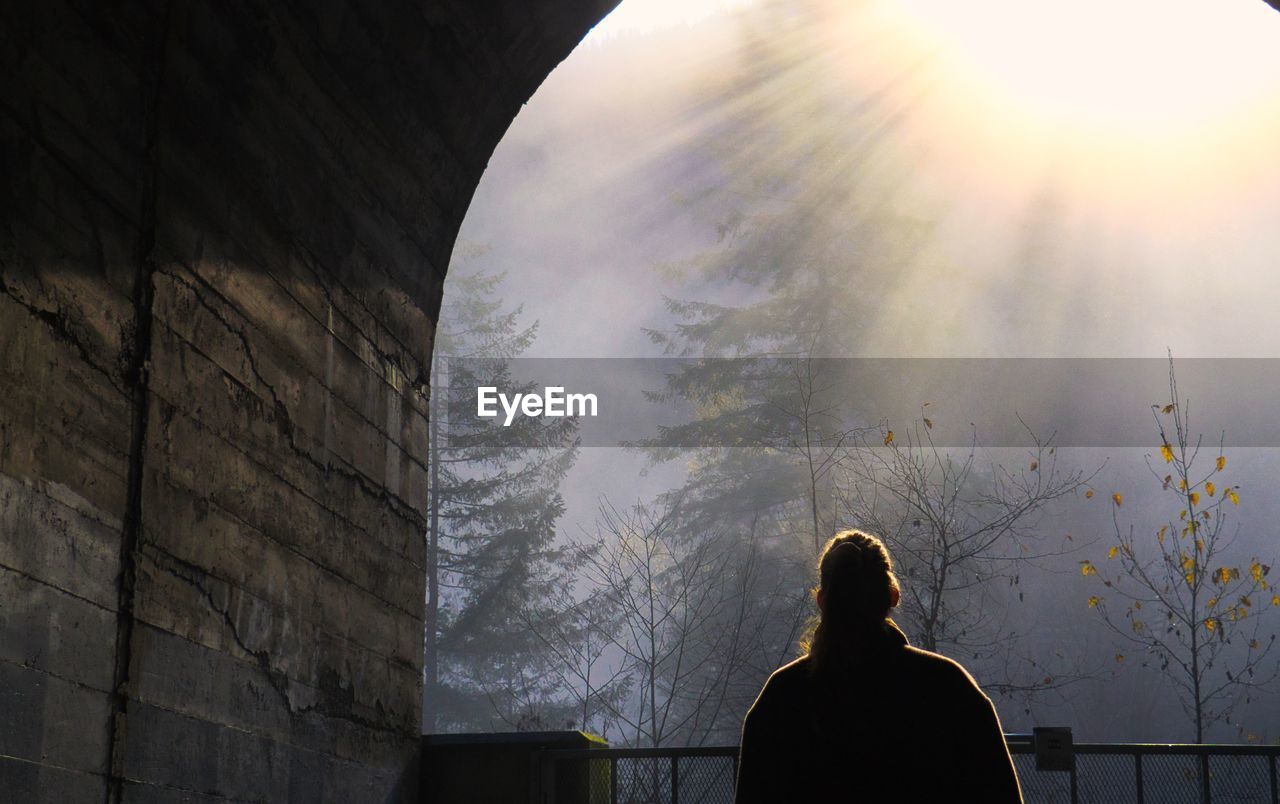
left=0, top=1, right=614, bottom=800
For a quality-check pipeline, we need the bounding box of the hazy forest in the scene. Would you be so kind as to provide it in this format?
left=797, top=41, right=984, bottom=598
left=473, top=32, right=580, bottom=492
left=423, top=0, right=1280, bottom=747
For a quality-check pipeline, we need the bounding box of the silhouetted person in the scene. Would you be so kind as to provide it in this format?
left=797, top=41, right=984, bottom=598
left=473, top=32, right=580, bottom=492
left=734, top=530, right=1023, bottom=803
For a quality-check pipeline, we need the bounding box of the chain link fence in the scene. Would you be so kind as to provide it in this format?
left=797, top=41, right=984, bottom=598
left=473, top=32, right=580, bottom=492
left=539, top=742, right=1280, bottom=804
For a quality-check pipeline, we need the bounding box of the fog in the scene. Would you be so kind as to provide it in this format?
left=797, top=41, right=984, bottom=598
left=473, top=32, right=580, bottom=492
left=434, top=0, right=1280, bottom=746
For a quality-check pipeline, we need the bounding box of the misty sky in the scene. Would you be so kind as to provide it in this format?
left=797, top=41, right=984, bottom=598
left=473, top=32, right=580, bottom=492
left=460, top=0, right=1280, bottom=359
left=443, top=0, right=1280, bottom=740
left=450, top=0, right=1280, bottom=550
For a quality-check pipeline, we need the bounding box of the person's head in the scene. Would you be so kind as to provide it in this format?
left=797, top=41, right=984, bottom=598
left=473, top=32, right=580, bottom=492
left=803, top=529, right=901, bottom=673
left=816, top=529, right=901, bottom=626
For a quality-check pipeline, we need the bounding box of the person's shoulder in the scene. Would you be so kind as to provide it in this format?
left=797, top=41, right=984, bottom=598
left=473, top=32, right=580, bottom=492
left=755, top=655, right=812, bottom=700
left=744, top=655, right=811, bottom=726
left=900, top=645, right=984, bottom=692
left=765, top=654, right=812, bottom=687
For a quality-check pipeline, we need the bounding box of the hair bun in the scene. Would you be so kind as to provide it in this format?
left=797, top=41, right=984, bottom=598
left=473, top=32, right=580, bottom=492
left=830, top=540, right=865, bottom=570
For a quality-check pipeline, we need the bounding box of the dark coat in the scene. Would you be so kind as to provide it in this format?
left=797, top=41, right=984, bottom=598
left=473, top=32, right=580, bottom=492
left=734, top=622, right=1023, bottom=804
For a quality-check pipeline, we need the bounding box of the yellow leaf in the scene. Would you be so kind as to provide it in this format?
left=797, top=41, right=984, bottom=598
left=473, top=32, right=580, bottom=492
left=1215, top=567, right=1232, bottom=585
left=1163, top=403, right=1176, bottom=414
left=1195, top=539, right=1205, bottom=553
left=1182, top=556, right=1195, bottom=572
left=1205, top=482, right=1216, bottom=497
left=1108, top=546, right=1119, bottom=560
left=1179, top=479, right=1188, bottom=491
left=1241, top=595, right=1252, bottom=608
left=1251, top=562, right=1264, bottom=583
left=1134, top=600, right=1142, bottom=610
left=1085, top=489, right=1095, bottom=499
left=1087, top=595, right=1101, bottom=608
left=1080, top=561, right=1097, bottom=577
left=1112, top=492, right=1123, bottom=507
left=1216, top=455, right=1227, bottom=472
left=1029, top=460, right=1039, bottom=472
left=884, top=430, right=894, bottom=446
left=1115, top=653, right=1125, bottom=663
left=1185, top=572, right=1196, bottom=586
left=1273, top=594, right=1280, bottom=607
left=1160, top=444, right=1174, bottom=463
left=1157, top=526, right=1167, bottom=544
left=1190, top=491, right=1200, bottom=506
left=1228, top=489, right=1240, bottom=506
left=1205, top=618, right=1216, bottom=632
left=1207, top=597, right=1218, bottom=608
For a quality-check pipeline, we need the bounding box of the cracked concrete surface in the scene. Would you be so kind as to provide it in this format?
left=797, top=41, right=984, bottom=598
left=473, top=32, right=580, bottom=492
left=1, top=0, right=617, bottom=800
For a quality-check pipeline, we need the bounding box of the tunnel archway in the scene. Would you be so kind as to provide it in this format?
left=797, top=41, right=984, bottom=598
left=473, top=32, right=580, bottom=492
left=7, top=0, right=1280, bottom=799
left=1, top=1, right=616, bottom=800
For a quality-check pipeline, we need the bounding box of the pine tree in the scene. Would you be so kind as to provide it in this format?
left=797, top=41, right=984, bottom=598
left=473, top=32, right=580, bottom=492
left=424, top=248, right=580, bottom=732
left=637, top=0, right=1091, bottom=732
left=632, top=0, right=932, bottom=740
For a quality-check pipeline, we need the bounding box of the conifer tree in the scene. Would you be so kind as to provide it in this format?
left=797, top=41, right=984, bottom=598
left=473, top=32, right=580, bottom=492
left=424, top=248, right=580, bottom=732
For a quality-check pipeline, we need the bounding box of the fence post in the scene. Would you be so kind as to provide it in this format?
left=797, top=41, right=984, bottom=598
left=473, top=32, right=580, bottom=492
left=537, top=750, right=553, bottom=804
left=671, top=755, right=679, bottom=804
left=1201, top=752, right=1212, bottom=804
left=611, top=756, right=618, bottom=804
left=1135, top=751, right=1144, bottom=804
left=1270, top=752, right=1277, bottom=804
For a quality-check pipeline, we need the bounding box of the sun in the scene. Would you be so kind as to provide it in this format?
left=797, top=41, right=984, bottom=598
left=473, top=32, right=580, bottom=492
left=885, top=0, right=1280, bottom=143
left=806, top=0, right=1280, bottom=227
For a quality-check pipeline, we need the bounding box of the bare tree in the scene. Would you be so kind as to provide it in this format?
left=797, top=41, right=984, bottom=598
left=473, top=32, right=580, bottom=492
left=836, top=411, right=1093, bottom=700
left=573, top=499, right=798, bottom=748
left=1084, top=360, right=1279, bottom=742
left=512, top=578, right=631, bottom=738
left=768, top=351, right=872, bottom=554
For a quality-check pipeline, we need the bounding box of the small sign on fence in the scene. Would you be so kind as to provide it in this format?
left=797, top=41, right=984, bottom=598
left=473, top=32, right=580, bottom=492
left=1033, top=726, right=1075, bottom=772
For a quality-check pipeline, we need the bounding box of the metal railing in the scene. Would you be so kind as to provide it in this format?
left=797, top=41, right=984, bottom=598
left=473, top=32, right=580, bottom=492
left=536, top=740, right=1280, bottom=804
left=537, top=746, right=738, bottom=804
left=1007, top=740, right=1280, bottom=804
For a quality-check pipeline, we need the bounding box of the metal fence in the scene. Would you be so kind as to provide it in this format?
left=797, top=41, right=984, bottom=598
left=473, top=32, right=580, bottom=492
left=538, top=746, right=737, bottom=804
left=1008, top=742, right=1280, bottom=804
left=537, top=741, right=1280, bottom=804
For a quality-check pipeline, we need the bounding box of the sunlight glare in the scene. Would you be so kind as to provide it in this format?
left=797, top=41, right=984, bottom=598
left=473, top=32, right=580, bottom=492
left=824, top=0, right=1280, bottom=230
left=587, top=0, right=755, bottom=42
left=890, top=0, right=1280, bottom=138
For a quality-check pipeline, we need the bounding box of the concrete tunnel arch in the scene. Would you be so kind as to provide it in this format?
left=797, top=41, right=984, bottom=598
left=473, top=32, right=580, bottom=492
left=0, top=0, right=618, bottom=800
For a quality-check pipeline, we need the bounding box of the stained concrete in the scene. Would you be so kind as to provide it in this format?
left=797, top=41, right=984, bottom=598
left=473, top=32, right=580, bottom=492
left=0, top=0, right=617, bottom=800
